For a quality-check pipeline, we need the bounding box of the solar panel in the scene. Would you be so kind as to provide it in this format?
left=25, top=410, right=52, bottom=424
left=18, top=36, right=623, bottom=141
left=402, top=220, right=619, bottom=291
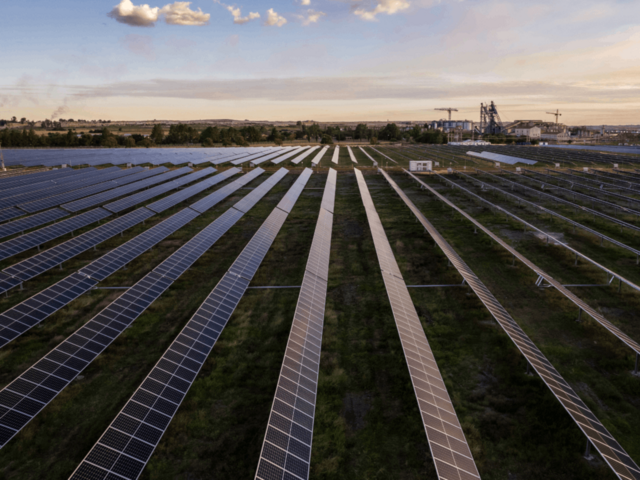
left=251, top=149, right=297, bottom=167
left=358, top=147, right=378, bottom=166
left=189, top=168, right=265, bottom=213
left=347, top=146, right=358, bottom=164
left=69, top=170, right=312, bottom=480
left=331, top=146, right=340, bottom=164
left=0, top=273, right=98, bottom=349
left=61, top=167, right=190, bottom=213
left=385, top=169, right=640, bottom=480
left=231, top=149, right=275, bottom=166
left=0, top=208, right=112, bottom=262
left=233, top=169, right=290, bottom=213
left=255, top=169, right=334, bottom=480
left=271, top=147, right=310, bottom=165
left=0, top=208, right=24, bottom=223
left=369, top=147, right=398, bottom=164
left=290, top=146, right=319, bottom=165
left=0, top=167, right=82, bottom=190
left=1, top=208, right=154, bottom=290
left=0, top=171, right=292, bottom=450
left=274, top=169, right=312, bottom=214
left=146, top=168, right=240, bottom=214
left=311, top=147, right=329, bottom=166
left=0, top=209, right=69, bottom=240
left=354, top=168, right=480, bottom=480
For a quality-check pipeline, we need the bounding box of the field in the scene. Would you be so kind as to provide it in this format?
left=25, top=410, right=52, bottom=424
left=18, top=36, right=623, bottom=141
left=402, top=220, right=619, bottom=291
left=0, top=146, right=639, bottom=479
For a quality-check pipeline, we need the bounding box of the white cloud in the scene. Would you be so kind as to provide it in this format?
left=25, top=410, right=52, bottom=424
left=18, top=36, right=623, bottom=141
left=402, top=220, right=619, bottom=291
left=108, top=0, right=160, bottom=27
left=264, top=8, right=287, bottom=27
left=299, top=0, right=311, bottom=4
left=160, top=2, right=210, bottom=25
left=107, top=0, right=209, bottom=26
left=299, top=9, right=325, bottom=25
left=227, top=5, right=260, bottom=24
left=354, top=0, right=411, bottom=20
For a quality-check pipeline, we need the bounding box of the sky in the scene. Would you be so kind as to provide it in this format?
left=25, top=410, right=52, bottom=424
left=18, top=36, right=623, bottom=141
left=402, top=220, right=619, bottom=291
left=1, top=0, right=640, bottom=125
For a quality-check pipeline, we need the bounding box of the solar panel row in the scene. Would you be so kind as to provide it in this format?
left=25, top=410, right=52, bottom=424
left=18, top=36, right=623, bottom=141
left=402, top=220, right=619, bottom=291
left=271, top=147, right=310, bottom=165
left=0, top=208, right=24, bottom=223
left=354, top=168, right=480, bottom=480
left=0, top=208, right=155, bottom=293
left=382, top=169, right=640, bottom=480
left=233, top=148, right=285, bottom=166
left=255, top=168, right=335, bottom=480
left=0, top=167, right=82, bottom=190
left=0, top=208, right=112, bottom=262
left=358, top=147, right=378, bottom=166
left=251, top=148, right=297, bottom=166
left=146, top=168, right=240, bottom=214
left=189, top=167, right=266, bottom=213
left=290, top=146, right=319, bottom=165
left=347, top=146, right=358, bottom=164
left=0, top=171, right=290, bottom=451
left=369, top=147, right=397, bottom=164
left=331, top=146, right=340, bottom=165
left=104, top=167, right=217, bottom=214
left=0, top=171, right=266, bottom=350
left=0, top=208, right=69, bottom=240
left=61, top=167, right=191, bottom=213
left=69, top=169, right=312, bottom=480
left=0, top=168, right=96, bottom=205
left=310, top=147, right=329, bottom=166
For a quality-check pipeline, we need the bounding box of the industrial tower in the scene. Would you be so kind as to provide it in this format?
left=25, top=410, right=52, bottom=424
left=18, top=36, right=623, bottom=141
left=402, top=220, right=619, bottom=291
left=479, top=101, right=504, bottom=135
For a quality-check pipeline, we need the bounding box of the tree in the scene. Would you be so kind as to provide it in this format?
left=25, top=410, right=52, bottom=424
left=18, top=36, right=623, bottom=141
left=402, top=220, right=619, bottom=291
left=203, top=137, right=214, bottom=147
left=20, top=118, right=26, bottom=124
left=11, top=116, right=16, bottom=123
left=268, top=127, right=283, bottom=144
left=151, top=124, right=164, bottom=144
left=355, top=124, right=368, bottom=140
left=321, top=134, right=333, bottom=145
left=125, top=137, right=136, bottom=148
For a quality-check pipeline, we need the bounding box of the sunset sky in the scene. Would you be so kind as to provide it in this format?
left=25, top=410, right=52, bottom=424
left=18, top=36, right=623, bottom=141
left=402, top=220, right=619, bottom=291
left=2, top=0, right=640, bottom=124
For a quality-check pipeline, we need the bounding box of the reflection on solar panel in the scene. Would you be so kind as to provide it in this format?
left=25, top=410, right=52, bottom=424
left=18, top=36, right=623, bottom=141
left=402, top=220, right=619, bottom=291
left=354, top=168, right=480, bottom=480
left=358, top=147, right=378, bottom=166
left=251, top=149, right=295, bottom=166
left=255, top=168, right=335, bottom=480
left=0, top=172, right=259, bottom=350
left=347, top=146, right=358, bottom=163
left=0, top=171, right=291, bottom=451
left=0, top=208, right=154, bottom=294
left=0, top=209, right=69, bottom=240
left=61, top=168, right=190, bottom=212
left=231, top=149, right=278, bottom=166
left=467, top=151, right=537, bottom=165
left=290, top=146, right=319, bottom=165
left=0, top=208, right=112, bottom=262
left=104, top=167, right=217, bottom=213
left=69, top=169, right=312, bottom=480
left=383, top=169, right=640, bottom=480
left=311, top=147, right=329, bottom=166
left=272, top=147, right=310, bottom=165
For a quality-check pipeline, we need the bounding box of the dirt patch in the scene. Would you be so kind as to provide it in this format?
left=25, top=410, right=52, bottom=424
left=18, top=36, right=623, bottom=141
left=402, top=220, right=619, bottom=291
left=532, top=231, right=565, bottom=245
left=335, top=283, right=358, bottom=306
left=500, top=228, right=528, bottom=243
left=342, top=392, right=372, bottom=432
left=341, top=220, right=363, bottom=238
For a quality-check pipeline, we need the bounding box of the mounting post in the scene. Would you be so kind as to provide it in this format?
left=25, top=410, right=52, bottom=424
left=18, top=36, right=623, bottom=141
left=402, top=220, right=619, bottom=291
left=584, top=440, right=593, bottom=460
left=618, top=278, right=622, bottom=293
left=634, top=353, right=639, bottom=376
left=577, top=308, right=582, bottom=323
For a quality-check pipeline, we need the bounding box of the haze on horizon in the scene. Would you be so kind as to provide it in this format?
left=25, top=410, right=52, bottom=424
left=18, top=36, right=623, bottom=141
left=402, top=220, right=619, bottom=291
left=1, top=0, right=640, bottom=125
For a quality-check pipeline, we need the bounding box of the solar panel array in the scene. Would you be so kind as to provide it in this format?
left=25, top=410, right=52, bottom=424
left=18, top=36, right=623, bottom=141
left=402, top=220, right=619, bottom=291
left=255, top=168, right=335, bottom=480
left=381, top=169, right=640, bottom=480
left=251, top=148, right=297, bottom=166
left=354, top=168, right=480, bottom=480
left=0, top=208, right=24, bottom=223
left=290, top=147, right=319, bottom=165
left=189, top=168, right=266, bottom=213
left=61, top=167, right=191, bottom=213
left=310, top=147, right=329, bottom=167
left=69, top=168, right=312, bottom=480
left=232, top=149, right=282, bottom=166
left=104, top=167, right=217, bottom=213
left=347, top=146, right=358, bottom=164
left=0, top=170, right=291, bottom=450
left=0, top=168, right=97, bottom=206
left=0, top=208, right=112, bottom=262
left=0, top=208, right=69, bottom=240
left=0, top=171, right=266, bottom=350
left=403, top=170, right=640, bottom=357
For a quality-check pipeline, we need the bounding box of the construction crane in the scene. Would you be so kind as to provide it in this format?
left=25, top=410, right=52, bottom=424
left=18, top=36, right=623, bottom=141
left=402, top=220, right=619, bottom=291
left=435, top=108, right=458, bottom=121
left=546, top=109, right=562, bottom=124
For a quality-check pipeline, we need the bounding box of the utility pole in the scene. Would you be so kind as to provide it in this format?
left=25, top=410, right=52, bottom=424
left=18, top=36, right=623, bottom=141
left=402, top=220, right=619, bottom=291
left=0, top=142, right=5, bottom=172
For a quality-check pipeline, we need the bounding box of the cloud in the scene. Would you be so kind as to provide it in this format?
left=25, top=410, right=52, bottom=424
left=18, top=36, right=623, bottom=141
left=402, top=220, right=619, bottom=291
left=160, top=2, right=210, bottom=25
left=227, top=5, right=260, bottom=24
left=298, top=9, right=325, bottom=25
left=353, top=0, right=411, bottom=20
left=264, top=8, right=287, bottom=27
left=299, top=0, right=311, bottom=4
left=107, top=0, right=209, bottom=26
left=108, top=0, right=160, bottom=26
